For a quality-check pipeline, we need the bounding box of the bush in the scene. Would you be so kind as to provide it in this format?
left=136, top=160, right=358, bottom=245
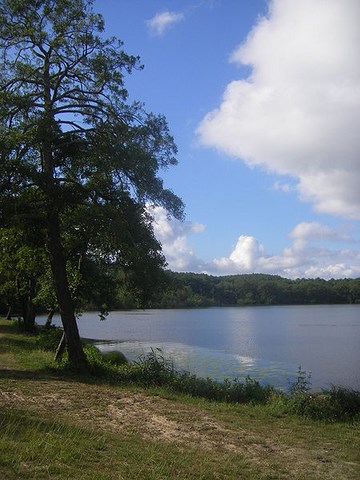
left=101, top=350, right=128, bottom=366
left=36, top=326, right=63, bottom=351
left=130, top=348, right=274, bottom=404
left=326, top=386, right=360, bottom=421
left=82, top=346, right=273, bottom=404
left=84, top=344, right=103, bottom=363
left=167, top=372, right=274, bottom=404
left=286, top=386, right=360, bottom=422
left=130, top=348, right=176, bottom=385
left=83, top=345, right=128, bottom=378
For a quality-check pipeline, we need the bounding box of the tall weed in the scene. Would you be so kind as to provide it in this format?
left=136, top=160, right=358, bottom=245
left=286, top=368, right=360, bottom=422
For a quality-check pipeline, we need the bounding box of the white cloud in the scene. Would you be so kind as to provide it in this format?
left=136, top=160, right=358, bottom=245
left=150, top=206, right=205, bottom=271
left=213, top=235, right=264, bottom=273
left=211, top=222, right=360, bottom=279
left=197, top=0, right=360, bottom=219
left=147, top=11, right=184, bottom=36
left=289, top=222, right=352, bottom=243
left=213, top=222, right=360, bottom=279
left=272, top=181, right=292, bottom=193
left=150, top=209, right=360, bottom=279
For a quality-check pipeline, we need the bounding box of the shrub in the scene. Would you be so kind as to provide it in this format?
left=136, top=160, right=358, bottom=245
left=326, top=386, right=360, bottom=421
left=84, top=344, right=103, bottom=363
left=101, top=350, right=128, bottom=366
left=286, top=386, right=360, bottom=422
left=133, top=347, right=176, bottom=385
left=82, top=345, right=128, bottom=380
left=36, top=326, right=63, bottom=351
left=172, top=373, right=274, bottom=404
left=131, top=348, right=273, bottom=404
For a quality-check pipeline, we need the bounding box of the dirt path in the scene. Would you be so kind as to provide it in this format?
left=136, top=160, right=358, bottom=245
left=1, top=377, right=358, bottom=479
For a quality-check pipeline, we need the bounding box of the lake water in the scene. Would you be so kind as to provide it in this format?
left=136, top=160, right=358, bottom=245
left=38, top=305, right=360, bottom=391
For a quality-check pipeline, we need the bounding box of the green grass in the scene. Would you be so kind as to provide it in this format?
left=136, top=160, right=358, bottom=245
left=0, top=407, right=263, bottom=480
left=0, top=318, right=359, bottom=480
left=2, top=318, right=360, bottom=422
left=0, top=408, right=107, bottom=479
left=83, top=343, right=360, bottom=422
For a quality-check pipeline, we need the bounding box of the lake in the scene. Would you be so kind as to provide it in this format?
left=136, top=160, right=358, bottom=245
left=38, top=305, right=360, bottom=391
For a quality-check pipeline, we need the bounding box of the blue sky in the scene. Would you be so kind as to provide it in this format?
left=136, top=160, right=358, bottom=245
left=94, top=0, right=360, bottom=279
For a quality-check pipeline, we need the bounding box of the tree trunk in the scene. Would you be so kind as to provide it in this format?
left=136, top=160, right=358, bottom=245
left=19, top=290, right=36, bottom=333
left=54, top=331, right=66, bottom=362
left=5, top=305, right=12, bottom=320
left=24, top=293, right=36, bottom=332
left=24, top=278, right=37, bottom=332
left=41, top=52, right=87, bottom=370
left=45, top=308, right=55, bottom=328
left=46, top=210, right=87, bottom=370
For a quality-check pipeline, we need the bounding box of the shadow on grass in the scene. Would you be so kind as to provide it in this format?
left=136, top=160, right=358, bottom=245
left=0, top=368, right=60, bottom=381
left=0, top=336, right=38, bottom=352
left=0, top=365, right=124, bottom=388
left=0, top=322, right=19, bottom=335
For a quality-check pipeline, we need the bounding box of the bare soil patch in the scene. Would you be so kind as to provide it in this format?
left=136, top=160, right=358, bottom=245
left=1, top=377, right=358, bottom=479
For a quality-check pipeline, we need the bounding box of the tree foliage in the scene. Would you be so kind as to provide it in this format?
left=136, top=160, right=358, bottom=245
left=154, top=272, right=360, bottom=308
left=0, top=0, right=183, bottom=367
left=0, top=227, right=46, bottom=329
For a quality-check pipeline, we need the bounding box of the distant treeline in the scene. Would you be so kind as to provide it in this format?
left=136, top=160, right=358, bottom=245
left=2, top=271, right=359, bottom=317
left=152, top=272, right=360, bottom=308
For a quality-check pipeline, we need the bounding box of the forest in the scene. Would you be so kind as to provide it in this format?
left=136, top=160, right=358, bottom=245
left=150, top=272, right=360, bottom=308
left=152, top=272, right=360, bottom=308
left=1, top=264, right=359, bottom=318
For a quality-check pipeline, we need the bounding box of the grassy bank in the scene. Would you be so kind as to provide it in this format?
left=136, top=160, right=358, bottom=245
left=0, top=319, right=359, bottom=479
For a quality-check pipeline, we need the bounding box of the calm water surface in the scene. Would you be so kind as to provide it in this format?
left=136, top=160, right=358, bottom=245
left=39, top=305, right=360, bottom=390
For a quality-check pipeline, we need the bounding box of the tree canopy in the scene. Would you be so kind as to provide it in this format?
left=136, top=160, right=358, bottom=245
left=0, top=0, right=184, bottom=368
left=153, top=272, right=360, bottom=308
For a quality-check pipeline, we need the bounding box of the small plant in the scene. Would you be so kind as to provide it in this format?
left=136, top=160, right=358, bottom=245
left=289, top=366, right=312, bottom=396
left=134, top=347, right=175, bottom=385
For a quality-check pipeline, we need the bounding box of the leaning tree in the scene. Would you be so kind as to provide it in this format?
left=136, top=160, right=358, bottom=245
left=0, top=0, right=184, bottom=369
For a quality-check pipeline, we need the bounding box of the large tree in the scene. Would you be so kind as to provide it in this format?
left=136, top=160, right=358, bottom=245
left=0, top=0, right=184, bottom=368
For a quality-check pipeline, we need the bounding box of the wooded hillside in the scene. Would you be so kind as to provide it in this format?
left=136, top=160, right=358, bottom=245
left=152, top=272, right=360, bottom=308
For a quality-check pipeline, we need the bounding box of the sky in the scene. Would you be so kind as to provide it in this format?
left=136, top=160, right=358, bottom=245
left=94, top=0, right=360, bottom=279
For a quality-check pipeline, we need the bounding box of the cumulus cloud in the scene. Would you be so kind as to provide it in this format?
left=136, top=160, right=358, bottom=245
left=149, top=206, right=205, bottom=271
left=146, top=11, right=184, bottom=36
left=150, top=209, right=360, bottom=278
left=211, top=222, right=360, bottom=279
left=197, top=0, right=360, bottom=219
left=289, top=222, right=352, bottom=243
left=213, top=236, right=264, bottom=273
